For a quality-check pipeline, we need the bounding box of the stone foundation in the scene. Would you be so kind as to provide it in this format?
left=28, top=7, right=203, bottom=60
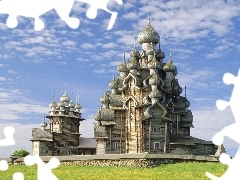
left=13, top=153, right=218, bottom=168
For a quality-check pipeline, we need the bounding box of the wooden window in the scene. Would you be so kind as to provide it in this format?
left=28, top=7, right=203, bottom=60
left=159, top=127, right=164, bottom=133
left=44, top=149, right=48, bottom=153
left=112, top=142, right=119, bottom=149
left=67, top=150, right=71, bottom=155
left=57, top=150, right=61, bottom=154
left=152, top=127, right=164, bottom=133
left=63, top=142, right=68, bottom=147
left=152, top=127, right=157, bottom=133
left=154, top=142, right=160, bottom=149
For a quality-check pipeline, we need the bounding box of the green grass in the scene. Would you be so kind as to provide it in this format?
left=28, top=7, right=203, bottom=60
left=0, top=162, right=227, bottom=180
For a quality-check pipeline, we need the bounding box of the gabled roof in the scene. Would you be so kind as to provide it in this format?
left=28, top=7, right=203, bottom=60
left=170, top=135, right=213, bottom=145
left=31, top=128, right=53, bottom=141
left=78, top=137, right=96, bottom=149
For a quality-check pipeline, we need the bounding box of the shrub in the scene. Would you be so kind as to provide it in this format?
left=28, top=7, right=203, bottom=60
left=12, top=149, right=30, bottom=157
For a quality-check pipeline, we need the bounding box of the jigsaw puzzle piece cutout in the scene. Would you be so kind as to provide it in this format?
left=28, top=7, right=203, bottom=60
left=13, top=172, right=24, bottom=180
left=0, top=126, right=15, bottom=146
left=212, top=123, right=240, bottom=146
left=52, top=0, right=79, bottom=29
left=0, top=160, right=8, bottom=171
left=222, top=72, right=236, bottom=85
left=206, top=148, right=240, bottom=180
left=24, top=155, right=60, bottom=180
left=207, top=69, right=240, bottom=179
left=216, top=100, right=229, bottom=111
left=78, top=0, right=122, bottom=30
left=0, top=0, right=79, bottom=31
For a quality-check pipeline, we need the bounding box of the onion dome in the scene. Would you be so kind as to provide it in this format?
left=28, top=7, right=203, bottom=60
left=157, top=43, right=165, bottom=59
left=58, top=101, right=65, bottom=108
left=127, top=58, right=140, bottom=70
left=40, top=119, right=47, bottom=130
left=130, top=45, right=140, bottom=58
left=109, top=76, right=118, bottom=89
left=138, top=18, right=160, bottom=45
left=149, top=88, right=161, bottom=99
left=69, top=101, right=75, bottom=108
left=185, top=98, right=190, bottom=108
left=117, top=54, right=128, bottom=72
left=60, top=92, right=71, bottom=103
left=163, top=54, right=177, bottom=72
left=49, top=101, right=57, bottom=108
left=94, top=110, right=101, bottom=121
left=75, top=103, right=82, bottom=110
left=147, top=55, right=161, bottom=69
left=181, top=110, right=193, bottom=127
left=149, top=73, right=160, bottom=85
left=100, top=92, right=109, bottom=104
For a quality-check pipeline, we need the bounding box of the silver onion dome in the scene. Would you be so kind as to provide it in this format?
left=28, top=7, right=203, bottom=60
left=138, top=18, right=160, bottom=45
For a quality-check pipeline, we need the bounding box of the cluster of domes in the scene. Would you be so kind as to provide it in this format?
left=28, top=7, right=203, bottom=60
left=49, top=91, right=82, bottom=116
left=130, top=45, right=140, bottom=58
left=163, top=54, right=177, bottom=75
left=109, top=76, right=118, bottom=89
left=117, top=59, right=128, bottom=72
left=127, top=58, right=140, bottom=70
left=147, top=56, right=161, bottom=69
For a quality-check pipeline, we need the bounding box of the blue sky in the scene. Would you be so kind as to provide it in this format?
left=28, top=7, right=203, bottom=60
left=0, top=0, right=240, bottom=157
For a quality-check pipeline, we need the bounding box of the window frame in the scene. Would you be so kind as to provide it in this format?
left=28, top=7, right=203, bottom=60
left=154, top=142, right=160, bottom=150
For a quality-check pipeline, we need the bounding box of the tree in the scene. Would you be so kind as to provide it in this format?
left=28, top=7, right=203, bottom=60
left=12, top=149, right=30, bottom=157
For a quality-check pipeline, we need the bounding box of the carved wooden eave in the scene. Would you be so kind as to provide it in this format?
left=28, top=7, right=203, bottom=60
left=101, top=121, right=116, bottom=125
left=109, top=106, right=125, bottom=110
left=94, top=108, right=115, bottom=121
left=181, top=123, right=194, bottom=128
left=122, top=73, right=142, bottom=90
left=143, top=75, right=151, bottom=88
left=123, top=95, right=139, bottom=109
left=142, top=94, right=151, bottom=105
left=171, top=110, right=188, bottom=114
left=109, top=94, right=123, bottom=107
left=143, top=101, right=172, bottom=121
left=94, top=137, right=108, bottom=139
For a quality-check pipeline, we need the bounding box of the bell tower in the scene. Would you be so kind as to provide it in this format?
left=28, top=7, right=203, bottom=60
left=47, top=91, right=85, bottom=155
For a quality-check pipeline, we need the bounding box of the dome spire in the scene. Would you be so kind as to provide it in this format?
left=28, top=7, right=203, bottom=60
left=64, top=82, right=67, bottom=93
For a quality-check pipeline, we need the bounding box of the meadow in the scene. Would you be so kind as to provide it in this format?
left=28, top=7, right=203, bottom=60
left=1, top=162, right=227, bottom=180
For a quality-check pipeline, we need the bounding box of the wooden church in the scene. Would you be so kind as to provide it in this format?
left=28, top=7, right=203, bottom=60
left=94, top=18, right=217, bottom=155
left=30, top=18, right=218, bottom=157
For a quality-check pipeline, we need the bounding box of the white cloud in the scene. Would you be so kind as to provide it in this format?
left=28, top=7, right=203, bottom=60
left=191, top=106, right=237, bottom=154
left=61, top=40, right=76, bottom=47
left=122, top=12, right=138, bottom=20
left=0, top=77, right=6, bottom=81
left=22, top=36, right=45, bottom=44
left=177, top=69, right=216, bottom=88
left=0, top=123, right=40, bottom=157
left=7, top=70, right=16, bottom=74
left=79, top=114, right=95, bottom=138
left=76, top=58, right=90, bottom=62
left=0, top=88, right=48, bottom=121
left=80, top=28, right=95, bottom=37
left=81, top=43, right=96, bottom=49
left=109, top=61, right=122, bottom=67
left=134, top=0, right=240, bottom=43
left=93, top=69, right=107, bottom=74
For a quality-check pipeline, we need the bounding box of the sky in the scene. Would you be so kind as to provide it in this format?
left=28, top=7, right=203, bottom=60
left=0, top=0, right=240, bottom=158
